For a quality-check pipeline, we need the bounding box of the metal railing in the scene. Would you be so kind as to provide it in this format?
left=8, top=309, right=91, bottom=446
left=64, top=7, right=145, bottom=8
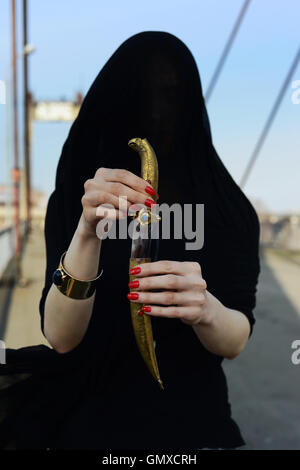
left=0, top=226, right=14, bottom=279
left=0, top=221, right=27, bottom=280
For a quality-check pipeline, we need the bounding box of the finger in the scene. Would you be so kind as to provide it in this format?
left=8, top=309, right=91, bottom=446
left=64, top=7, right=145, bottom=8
left=106, top=182, right=155, bottom=206
left=85, top=206, right=126, bottom=224
left=129, top=274, right=188, bottom=291
left=127, top=290, right=204, bottom=306
left=140, top=305, right=201, bottom=322
left=130, top=260, right=190, bottom=278
left=95, top=205, right=127, bottom=220
left=83, top=189, right=131, bottom=213
left=129, top=274, right=207, bottom=292
left=100, top=168, right=155, bottom=196
left=83, top=189, right=121, bottom=207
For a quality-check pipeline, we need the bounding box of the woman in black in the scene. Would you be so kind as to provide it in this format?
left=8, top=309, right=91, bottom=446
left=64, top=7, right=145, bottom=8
left=0, top=31, right=260, bottom=450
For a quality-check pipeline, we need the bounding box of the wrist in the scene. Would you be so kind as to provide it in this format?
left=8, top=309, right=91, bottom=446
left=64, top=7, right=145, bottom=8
left=77, top=213, right=100, bottom=243
left=206, top=291, right=222, bottom=325
left=193, top=290, right=219, bottom=328
left=62, top=215, right=102, bottom=281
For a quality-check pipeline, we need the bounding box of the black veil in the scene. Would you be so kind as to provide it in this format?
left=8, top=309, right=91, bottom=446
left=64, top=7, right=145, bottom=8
left=0, top=31, right=260, bottom=449
left=50, top=29, right=260, bottom=340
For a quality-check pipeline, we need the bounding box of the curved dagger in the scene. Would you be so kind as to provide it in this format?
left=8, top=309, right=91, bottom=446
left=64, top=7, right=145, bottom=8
left=128, top=137, right=164, bottom=390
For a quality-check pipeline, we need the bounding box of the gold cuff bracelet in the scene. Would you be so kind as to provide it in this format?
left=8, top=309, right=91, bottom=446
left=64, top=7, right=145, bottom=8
left=52, top=251, right=103, bottom=299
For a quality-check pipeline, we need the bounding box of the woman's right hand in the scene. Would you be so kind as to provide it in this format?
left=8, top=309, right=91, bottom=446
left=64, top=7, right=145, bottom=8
left=80, top=167, right=156, bottom=237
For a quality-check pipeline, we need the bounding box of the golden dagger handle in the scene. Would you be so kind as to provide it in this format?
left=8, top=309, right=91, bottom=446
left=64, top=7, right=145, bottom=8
left=128, top=138, right=159, bottom=197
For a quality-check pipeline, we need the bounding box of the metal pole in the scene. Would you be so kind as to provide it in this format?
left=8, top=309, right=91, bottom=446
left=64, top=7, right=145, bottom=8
left=23, top=0, right=31, bottom=235
left=5, top=77, right=12, bottom=229
left=11, top=0, right=21, bottom=280
left=204, top=0, right=252, bottom=103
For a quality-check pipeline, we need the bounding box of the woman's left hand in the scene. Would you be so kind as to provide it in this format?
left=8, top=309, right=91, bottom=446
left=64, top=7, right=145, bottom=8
left=128, top=260, right=214, bottom=326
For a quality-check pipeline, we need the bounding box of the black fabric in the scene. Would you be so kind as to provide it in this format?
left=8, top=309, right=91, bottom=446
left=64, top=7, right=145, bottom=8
left=0, top=31, right=260, bottom=450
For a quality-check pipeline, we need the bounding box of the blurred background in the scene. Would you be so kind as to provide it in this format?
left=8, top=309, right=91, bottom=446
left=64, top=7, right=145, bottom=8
left=0, top=0, right=299, bottom=450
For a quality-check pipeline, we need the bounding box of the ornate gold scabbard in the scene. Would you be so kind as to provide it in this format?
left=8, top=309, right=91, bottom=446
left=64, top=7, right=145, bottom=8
left=128, top=137, right=164, bottom=391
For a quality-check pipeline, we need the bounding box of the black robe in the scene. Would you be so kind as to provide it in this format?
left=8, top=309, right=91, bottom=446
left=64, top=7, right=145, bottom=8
left=0, top=31, right=260, bottom=450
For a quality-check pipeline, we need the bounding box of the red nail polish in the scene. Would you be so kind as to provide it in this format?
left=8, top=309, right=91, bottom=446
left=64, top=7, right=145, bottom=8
left=127, top=293, right=139, bottom=300
left=145, top=186, right=156, bottom=197
left=142, top=306, right=151, bottom=312
left=138, top=310, right=143, bottom=316
left=145, top=198, right=156, bottom=208
left=128, top=280, right=139, bottom=289
left=130, top=267, right=141, bottom=275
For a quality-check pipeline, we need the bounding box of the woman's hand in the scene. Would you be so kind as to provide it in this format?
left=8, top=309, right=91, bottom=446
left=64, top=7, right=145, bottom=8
left=80, top=167, right=156, bottom=237
left=128, top=260, right=252, bottom=359
left=127, top=260, right=213, bottom=326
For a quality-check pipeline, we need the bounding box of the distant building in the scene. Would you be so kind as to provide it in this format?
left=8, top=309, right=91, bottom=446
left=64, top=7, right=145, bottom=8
left=258, top=213, right=300, bottom=250
left=250, top=197, right=300, bottom=250
left=0, top=176, right=47, bottom=229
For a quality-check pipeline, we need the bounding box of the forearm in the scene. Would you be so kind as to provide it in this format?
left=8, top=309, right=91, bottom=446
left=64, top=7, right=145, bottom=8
left=44, top=213, right=101, bottom=353
left=191, top=291, right=251, bottom=359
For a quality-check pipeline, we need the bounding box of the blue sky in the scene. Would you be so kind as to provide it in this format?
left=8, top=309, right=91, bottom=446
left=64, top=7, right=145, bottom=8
left=0, top=0, right=299, bottom=212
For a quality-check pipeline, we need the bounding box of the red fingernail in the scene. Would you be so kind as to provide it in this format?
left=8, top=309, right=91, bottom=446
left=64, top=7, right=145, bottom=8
left=145, top=198, right=156, bottom=208
left=130, top=267, right=141, bottom=275
left=145, top=186, right=156, bottom=197
left=127, top=293, right=139, bottom=301
left=138, top=310, right=143, bottom=316
left=142, top=306, right=151, bottom=312
left=128, top=280, right=139, bottom=289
